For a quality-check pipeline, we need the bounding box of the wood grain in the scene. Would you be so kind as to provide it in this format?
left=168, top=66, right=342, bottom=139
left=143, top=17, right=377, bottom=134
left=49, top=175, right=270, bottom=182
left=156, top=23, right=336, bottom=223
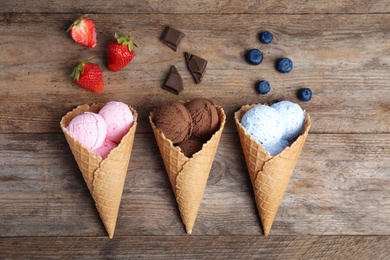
left=1, top=0, right=390, bottom=14
left=1, top=133, right=389, bottom=237
left=1, top=1, right=390, bottom=258
left=1, top=235, right=389, bottom=259
left=1, top=13, right=390, bottom=134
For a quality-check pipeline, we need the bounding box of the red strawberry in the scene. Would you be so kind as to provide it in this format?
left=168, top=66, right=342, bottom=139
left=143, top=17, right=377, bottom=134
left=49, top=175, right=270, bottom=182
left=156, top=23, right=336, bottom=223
left=107, top=33, right=136, bottom=72
left=71, top=57, right=104, bottom=93
left=67, top=15, right=97, bottom=48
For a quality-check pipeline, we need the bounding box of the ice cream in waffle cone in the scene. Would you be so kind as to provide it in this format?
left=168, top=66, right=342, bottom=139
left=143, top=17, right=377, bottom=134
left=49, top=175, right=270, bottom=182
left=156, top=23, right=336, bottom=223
left=60, top=103, right=137, bottom=238
left=149, top=101, right=226, bottom=234
left=234, top=103, right=311, bottom=236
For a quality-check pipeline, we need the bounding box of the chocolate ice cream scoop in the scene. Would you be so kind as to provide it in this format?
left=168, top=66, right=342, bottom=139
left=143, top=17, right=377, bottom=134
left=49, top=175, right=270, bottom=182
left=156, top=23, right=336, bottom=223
left=177, top=136, right=204, bottom=158
left=153, top=101, right=193, bottom=144
left=185, top=98, right=220, bottom=141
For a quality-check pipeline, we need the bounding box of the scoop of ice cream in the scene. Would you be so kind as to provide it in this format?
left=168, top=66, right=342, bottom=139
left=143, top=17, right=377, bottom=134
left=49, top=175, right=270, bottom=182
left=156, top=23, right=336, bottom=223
left=271, top=100, right=305, bottom=141
left=153, top=101, right=193, bottom=144
left=98, top=101, right=134, bottom=144
left=241, top=105, right=284, bottom=146
left=92, top=139, right=118, bottom=159
left=263, top=139, right=289, bottom=156
left=184, top=98, right=220, bottom=141
left=177, top=136, right=204, bottom=158
left=66, top=112, right=107, bottom=150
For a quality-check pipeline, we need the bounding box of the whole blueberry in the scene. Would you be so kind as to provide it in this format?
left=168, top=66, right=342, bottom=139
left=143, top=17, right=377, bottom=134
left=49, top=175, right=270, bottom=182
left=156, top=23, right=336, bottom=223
left=259, top=31, right=273, bottom=44
left=246, top=49, right=263, bottom=65
left=276, top=58, right=293, bottom=73
left=297, top=88, right=312, bottom=102
left=255, top=80, right=271, bottom=94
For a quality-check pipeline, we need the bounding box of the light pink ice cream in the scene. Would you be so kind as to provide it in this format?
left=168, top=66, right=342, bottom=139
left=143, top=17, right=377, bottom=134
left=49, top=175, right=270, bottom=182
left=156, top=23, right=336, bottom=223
left=92, top=139, right=118, bottom=159
left=98, top=101, right=134, bottom=144
left=66, top=112, right=107, bottom=150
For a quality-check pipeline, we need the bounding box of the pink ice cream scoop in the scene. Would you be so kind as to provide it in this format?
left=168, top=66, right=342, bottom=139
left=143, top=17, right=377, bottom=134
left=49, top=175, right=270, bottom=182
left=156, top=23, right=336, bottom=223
left=66, top=112, right=107, bottom=150
left=92, top=139, right=118, bottom=159
left=98, top=101, right=134, bottom=144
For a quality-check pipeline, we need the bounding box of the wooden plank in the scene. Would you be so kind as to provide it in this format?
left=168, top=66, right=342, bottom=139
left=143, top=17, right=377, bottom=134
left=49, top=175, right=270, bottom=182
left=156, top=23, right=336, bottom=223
left=1, top=13, right=390, bottom=134
left=0, top=235, right=389, bottom=259
left=1, top=133, right=389, bottom=237
left=1, top=0, right=390, bottom=14
left=1, top=1, right=389, bottom=257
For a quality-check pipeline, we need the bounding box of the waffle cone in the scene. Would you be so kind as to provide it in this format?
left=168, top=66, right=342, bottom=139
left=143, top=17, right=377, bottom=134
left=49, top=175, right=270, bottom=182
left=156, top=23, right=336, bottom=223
left=60, top=103, right=138, bottom=238
left=149, top=105, right=226, bottom=234
left=234, top=104, right=311, bottom=236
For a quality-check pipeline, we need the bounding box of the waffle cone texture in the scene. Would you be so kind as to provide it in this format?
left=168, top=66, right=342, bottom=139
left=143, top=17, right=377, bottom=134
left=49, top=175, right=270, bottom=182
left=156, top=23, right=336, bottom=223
left=234, top=104, right=311, bottom=236
left=60, top=103, right=138, bottom=238
left=149, top=105, right=226, bottom=234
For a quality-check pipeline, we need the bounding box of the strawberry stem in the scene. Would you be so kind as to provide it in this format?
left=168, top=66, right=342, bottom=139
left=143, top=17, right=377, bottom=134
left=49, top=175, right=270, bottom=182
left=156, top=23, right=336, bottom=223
left=71, top=56, right=94, bottom=80
left=114, top=32, right=136, bottom=52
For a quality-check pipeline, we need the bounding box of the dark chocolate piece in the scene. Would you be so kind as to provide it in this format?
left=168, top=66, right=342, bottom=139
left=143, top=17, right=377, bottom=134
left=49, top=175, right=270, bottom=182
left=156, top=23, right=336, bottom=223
left=184, top=52, right=207, bottom=84
left=161, top=66, right=184, bottom=95
left=160, top=26, right=185, bottom=52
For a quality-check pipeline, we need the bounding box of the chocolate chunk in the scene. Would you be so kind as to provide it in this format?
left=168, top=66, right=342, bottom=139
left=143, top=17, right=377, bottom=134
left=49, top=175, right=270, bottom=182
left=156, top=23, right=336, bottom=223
left=160, top=26, right=185, bottom=52
left=162, top=66, right=184, bottom=95
left=184, top=52, right=207, bottom=84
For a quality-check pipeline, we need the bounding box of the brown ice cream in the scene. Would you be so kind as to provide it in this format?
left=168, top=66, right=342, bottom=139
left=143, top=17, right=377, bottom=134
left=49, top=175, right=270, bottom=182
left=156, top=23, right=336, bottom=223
left=153, top=102, right=193, bottom=144
left=185, top=98, right=220, bottom=141
left=177, top=136, right=204, bottom=158
left=153, top=98, right=220, bottom=158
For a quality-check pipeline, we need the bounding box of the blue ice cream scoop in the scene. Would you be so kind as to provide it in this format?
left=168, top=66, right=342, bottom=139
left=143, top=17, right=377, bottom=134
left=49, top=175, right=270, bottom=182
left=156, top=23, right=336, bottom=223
left=241, top=105, right=284, bottom=146
left=271, top=100, right=305, bottom=141
left=263, top=139, right=289, bottom=156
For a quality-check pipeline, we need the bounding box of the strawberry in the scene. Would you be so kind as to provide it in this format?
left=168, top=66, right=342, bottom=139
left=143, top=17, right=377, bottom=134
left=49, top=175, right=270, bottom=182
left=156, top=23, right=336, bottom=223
left=107, top=33, right=136, bottom=72
left=71, top=57, right=104, bottom=93
left=67, top=15, right=97, bottom=48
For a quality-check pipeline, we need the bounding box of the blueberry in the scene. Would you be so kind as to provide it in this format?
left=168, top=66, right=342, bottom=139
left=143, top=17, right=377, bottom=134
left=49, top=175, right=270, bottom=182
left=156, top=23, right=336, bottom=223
left=259, top=31, right=273, bottom=44
left=255, top=80, right=271, bottom=94
left=276, top=58, right=293, bottom=73
left=297, top=88, right=312, bottom=102
left=246, top=49, right=263, bottom=65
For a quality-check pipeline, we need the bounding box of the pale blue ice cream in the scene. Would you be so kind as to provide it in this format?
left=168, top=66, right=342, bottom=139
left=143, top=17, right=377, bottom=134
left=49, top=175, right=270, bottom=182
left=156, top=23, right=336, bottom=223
left=263, top=139, right=289, bottom=156
left=241, top=101, right=305, bottom=156
left=241, top=105, right=284, bottom=146
left=271, top=100, right=305, bottom=141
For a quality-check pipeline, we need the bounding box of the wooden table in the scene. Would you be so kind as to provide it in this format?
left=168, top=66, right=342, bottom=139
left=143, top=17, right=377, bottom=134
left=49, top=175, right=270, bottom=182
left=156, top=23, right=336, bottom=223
left=1, top=1, right=389, bottom=258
